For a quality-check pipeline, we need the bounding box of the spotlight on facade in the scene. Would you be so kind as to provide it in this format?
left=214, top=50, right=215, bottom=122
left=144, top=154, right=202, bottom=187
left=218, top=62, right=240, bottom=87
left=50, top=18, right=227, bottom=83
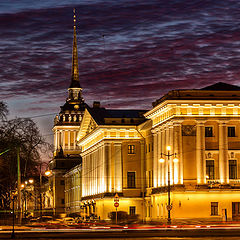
left=159, top=158, right=165, bottom=163
left=173, top=157, right=179, bottom=163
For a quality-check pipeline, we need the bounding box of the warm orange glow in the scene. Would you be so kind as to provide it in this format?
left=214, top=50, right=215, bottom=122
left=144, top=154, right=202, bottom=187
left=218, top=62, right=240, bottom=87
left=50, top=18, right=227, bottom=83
left=166, top=146, right=171, bottom=151
left=45, top=170, right=52, bottom=177
left=29, top=179, right=34, bottom=184
left=21, top=184, right=25, bottom=188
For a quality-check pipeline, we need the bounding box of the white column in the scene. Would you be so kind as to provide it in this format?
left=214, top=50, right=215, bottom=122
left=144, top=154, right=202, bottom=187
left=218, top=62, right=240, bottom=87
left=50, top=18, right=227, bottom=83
left=104, top=143, right=111, bottom=192
left=152, top=130, right=158, bottom=188
left=161, top=126, right=166, bottom=186
left=114, top=143, right=122, bottom=192
left=157, top=128, right=162, bottom=186
left=169, top=123, right=174, bottom=185
left=68, top=130, right=70, bottom=150
left=165, top=125, right=169, bottom=185
left=219, top=120, right=228, bottom=183
left=62, top=130, right=65, bottom=150
left=54, top=130, right=58, bottom=150
left=74, top=131, right=76, bottom=150
left=196, top=120, right=205, bottom=184
left=173, top=121, right=182, bottom=184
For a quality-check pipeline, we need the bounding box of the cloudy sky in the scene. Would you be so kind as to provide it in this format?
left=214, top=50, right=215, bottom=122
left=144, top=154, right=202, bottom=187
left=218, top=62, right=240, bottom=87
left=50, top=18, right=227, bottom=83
left=1, top=0, right=240, bottom=145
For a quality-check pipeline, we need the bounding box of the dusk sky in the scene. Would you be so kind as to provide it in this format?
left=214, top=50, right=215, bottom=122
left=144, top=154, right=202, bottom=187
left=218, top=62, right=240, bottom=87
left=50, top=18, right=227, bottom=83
left=1, top=0, right=240, bottom=150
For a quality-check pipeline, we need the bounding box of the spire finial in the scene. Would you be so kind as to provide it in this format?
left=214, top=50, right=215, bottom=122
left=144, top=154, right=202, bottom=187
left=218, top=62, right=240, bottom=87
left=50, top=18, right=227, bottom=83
left=73, top=8, right=76, bottom=27
left=70, top=8, right=81, bottom=88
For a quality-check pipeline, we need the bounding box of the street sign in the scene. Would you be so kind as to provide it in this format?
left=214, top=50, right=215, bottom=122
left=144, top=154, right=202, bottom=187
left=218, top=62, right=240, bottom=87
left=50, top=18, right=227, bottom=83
left=114, top=202, right=119, bottom=208
left=114, top=193, right=119, bottom=202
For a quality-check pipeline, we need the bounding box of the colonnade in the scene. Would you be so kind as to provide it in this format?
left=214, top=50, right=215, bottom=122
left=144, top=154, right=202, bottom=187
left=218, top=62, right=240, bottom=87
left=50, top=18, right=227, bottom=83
left=54, top=129, right=78, bottom=151
left=153, top=119, right=230, bottom=187
left=152, top=121, right=183, bottom=187
left=81, top=142, right=123, bottom=197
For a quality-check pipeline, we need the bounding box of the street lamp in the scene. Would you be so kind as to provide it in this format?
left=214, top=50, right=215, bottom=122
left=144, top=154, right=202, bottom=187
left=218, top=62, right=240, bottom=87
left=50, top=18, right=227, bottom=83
left=21, top=179, right=34, bottom=219
left=159, top=145, right=178, bottom=225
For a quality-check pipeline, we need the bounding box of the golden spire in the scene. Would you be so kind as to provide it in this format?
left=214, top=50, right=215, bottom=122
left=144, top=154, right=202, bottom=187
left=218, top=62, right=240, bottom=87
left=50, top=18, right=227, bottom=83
left=70, top=8, right=81, bottom=88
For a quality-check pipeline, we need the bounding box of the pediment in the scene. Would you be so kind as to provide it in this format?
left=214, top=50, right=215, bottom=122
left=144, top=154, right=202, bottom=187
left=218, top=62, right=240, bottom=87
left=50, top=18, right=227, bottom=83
left=76, top=109, right=98, bottom=142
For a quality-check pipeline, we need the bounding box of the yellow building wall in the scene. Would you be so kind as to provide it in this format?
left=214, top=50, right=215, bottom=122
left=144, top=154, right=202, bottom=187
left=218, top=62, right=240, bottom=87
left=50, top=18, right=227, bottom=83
left=152, top=191, right=240, bottom=221
left=95, top=198, right=144, bottom=220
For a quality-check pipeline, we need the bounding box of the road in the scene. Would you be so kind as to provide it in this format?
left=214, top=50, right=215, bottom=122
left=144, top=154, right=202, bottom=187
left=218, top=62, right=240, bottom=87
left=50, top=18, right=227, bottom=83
left=1, top=227, right=240, bottom=239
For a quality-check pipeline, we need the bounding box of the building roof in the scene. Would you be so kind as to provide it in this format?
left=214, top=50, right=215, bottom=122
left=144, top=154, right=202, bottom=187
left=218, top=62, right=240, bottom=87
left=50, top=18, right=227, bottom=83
left=201, top=82, right=240, bottom=91
left=153, top=82, right=240, bottom=107
left=87, top=106, right=147, bottom=125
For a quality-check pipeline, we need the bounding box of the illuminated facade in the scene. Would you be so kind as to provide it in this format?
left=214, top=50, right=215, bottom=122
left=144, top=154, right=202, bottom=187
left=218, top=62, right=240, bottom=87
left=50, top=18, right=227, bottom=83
left=66, top=82, right=240, bottom=222
left=145, top=82, right=240, bottom=221
left=75, top=107, right=146, bottom=220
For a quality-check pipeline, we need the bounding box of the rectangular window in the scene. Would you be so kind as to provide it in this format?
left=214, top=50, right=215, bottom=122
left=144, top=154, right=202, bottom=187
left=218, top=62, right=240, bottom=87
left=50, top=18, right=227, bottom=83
left=127, top=172, right=136, bottom=188
left=129, top=206, right=136, bottom=215
left=206, top=160, right=215, bottom=180
left=61, top=198, right=65, bottom=205
left=229, top=160, right=237, bottom=179
left=211, top=202, right=218, bottom=216
left=128, top=145, right=135, bottom=154
left=205, top=127, right=213, bottom=137
left=60, top=180, right=65, bottom=185
left=148, top=144, right=151, bottom=152
left=228, top=127, right=236, bottom=137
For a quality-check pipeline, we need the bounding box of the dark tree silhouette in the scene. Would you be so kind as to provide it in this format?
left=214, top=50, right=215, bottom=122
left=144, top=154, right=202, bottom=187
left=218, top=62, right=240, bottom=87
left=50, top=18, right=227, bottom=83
left=0, top=101, right=51, bottom=209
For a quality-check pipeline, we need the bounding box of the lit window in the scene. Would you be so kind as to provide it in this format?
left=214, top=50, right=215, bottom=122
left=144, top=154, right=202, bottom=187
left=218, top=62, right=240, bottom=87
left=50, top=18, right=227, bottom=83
left=127, top=172, right=136, bottom=188
left=229, top=160, right=237, bottom=179
left=211, top=202, right=218, bottom=216
left=129, top=206, right=136, bottom=215
left=128, top=145, right=135, bottom=154
left=205, top=127, right=213, bottom=137
left=228, top=127, right=236, bottom=137
left=206, top=160, right=215, bottom=180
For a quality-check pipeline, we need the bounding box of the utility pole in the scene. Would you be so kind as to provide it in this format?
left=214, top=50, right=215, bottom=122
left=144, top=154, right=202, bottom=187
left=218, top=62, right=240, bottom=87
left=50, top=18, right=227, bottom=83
left=39, top=164, right=42, bottom=219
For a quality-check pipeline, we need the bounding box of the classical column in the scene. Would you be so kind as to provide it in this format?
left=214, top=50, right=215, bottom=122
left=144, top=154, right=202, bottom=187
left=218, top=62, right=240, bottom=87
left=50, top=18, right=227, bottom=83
left=68, top=130, right=70, bottom=150
left=173, top=121, right=182, bottom=184
left=219, top=120, right=228, bottom=183
left=62, top=130, right=65, bottom=150
left=165, top=125, right=170, bottom=185
left=196, top=120, right=205, bottom=184
left=152, top=129, right=158, bottom=188
left=114, top=143, right=122, bottom=192
left=169, top=123, right=174, bottom=185
left=157, top=128, right=162, bottom=186
left=104, top=143, right=111, bottom=192
left=54, top=130, right=58, bottom=150
left=161, top=126, right=166, bottom=186
left=73, top=131, right=76, bottom=150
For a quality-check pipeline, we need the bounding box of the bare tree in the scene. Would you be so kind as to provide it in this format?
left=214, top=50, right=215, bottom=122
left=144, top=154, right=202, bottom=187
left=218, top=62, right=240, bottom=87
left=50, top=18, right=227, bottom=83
left=0, top=102, right=51, bottom=209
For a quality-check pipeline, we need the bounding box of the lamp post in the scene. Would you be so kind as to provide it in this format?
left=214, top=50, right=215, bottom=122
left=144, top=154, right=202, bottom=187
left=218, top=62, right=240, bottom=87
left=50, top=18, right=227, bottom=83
left=11, top=191, right=17, bottom=239
left=39, top=162, right=52, bottom=219
left=159, top=145, right=178, bottom=225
